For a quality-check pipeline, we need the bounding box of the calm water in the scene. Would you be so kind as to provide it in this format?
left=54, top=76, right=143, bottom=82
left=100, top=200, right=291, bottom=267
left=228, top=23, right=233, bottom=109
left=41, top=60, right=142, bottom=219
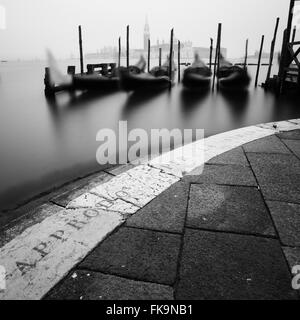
left=1, top=58, right=300, bottom=211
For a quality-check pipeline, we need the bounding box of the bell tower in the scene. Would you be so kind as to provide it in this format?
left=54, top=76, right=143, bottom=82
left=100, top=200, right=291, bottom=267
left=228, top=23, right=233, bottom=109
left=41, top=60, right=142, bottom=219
left=144, top=16, right=150, bottom=51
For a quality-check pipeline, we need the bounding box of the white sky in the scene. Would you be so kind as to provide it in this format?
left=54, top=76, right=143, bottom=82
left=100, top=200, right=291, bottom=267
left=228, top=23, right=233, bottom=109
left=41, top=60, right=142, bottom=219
left=0, top=0, right=297, bottom=59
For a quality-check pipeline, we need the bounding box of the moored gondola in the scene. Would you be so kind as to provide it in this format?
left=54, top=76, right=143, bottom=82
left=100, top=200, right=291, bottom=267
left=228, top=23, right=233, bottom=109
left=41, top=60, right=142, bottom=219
left=72, top=73, right=119, bottom=92
left=71, top=57, right=147, bottom=92
left=182, top=53, right=212, bottom=90
left=217, top=55, right=251, bottom=91
left=119, top=56, right=175, bottom=92
left=45, top=53, right=148, bottom=96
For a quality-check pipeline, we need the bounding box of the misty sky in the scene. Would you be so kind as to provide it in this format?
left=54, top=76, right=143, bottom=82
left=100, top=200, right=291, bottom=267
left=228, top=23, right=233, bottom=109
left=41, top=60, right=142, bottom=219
left=0, top=0, right=297, bottom=60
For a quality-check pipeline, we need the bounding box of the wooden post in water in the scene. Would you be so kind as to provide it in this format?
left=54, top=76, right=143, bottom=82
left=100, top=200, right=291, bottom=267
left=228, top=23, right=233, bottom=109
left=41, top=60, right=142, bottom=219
left=286, top=0, right=295, bottom=43
left=169, top=28, right=174, bottom=81
left=118, top=37, right=121, bottom=67
left=178, top=40, right=181, bottom=83
left=126, top=25, right=130, bottom=68
left=266, top=17, right=280, bottom=84
left=159, top=48, right=162, bottom=67
left=78, top=25, right=84, bottom=74
left=209, top=38, right=213, bottom=71
left=244, top=39, right=249, bottom=70
left=292, top=26, right=297, bottom=42
left=217, top=31, right=222, bottom=85
left=212, top=23, right=222, bottom=91
left=278, top=0, right=296, bottom=93
left=255, top=35, right=265, bottom=87
left=148, top=39, right=151, bottom=73
left=278, top=29, right=289, bottom=93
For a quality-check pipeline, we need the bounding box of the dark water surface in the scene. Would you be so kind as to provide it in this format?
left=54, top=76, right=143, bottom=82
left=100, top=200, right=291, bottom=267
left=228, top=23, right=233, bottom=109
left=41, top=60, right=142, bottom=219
left=1, top=59, right=300, bottom=211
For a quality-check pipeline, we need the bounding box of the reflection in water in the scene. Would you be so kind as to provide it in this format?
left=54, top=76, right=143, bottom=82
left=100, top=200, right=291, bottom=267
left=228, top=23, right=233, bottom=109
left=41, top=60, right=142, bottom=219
left=220, top=90, right=250, bottom=122
left=46, top=90, right=117, bottom=114
left=0, top=61, right=300, bottom=211
left=121, top=89, right=168, bottom=119
left=180, top=88, right=210, bottom=118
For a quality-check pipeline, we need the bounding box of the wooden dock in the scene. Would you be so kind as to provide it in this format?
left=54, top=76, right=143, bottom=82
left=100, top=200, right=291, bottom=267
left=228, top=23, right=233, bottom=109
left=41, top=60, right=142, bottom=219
left=263, top=0, right=300, bottom=93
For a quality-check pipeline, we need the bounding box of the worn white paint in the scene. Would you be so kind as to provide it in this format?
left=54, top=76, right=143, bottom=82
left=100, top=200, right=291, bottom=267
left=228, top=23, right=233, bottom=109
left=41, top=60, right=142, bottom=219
left=0, top=120, right=300, bottom=300
left=0, top=208, right=123, bottom=300
left=68, top=165, right=179, bottom=210
left=257, top=120, right=300, bottom=132
left=67, top=192, right=140, bottom=213
left=288, top=118, right=300, bottom=125
left=150, top=126, right=274, bottom=176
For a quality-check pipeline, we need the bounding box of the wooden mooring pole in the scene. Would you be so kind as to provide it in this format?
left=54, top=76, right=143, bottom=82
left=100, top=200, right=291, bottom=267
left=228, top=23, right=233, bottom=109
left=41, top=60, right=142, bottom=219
left=278, top=29, right=289, bottom=93
left=78, top=25, right=84, bottom=74
left=286, top=0, right=295, bottom=43
left=244, top=39, right=249, bottom=69
left=266, top=17, right=280, bottom=84
left=126, top=25, right=130, bottom=68
left=178, top=40, right=181, bottom=83
left=118, top=37, right=121, bottom=67
left=169, top=28, right=174, bottom=81
left=278, top=0, right=297, bottom=94
left=255, top=35, right=265, bottom=87
left=148, top=39, right=151, bottom=73
left=209, top=38, right=213, bottom=71
left=292, top=26, right=297, bottom=42
left=159, top=48, right=162, bottom=67
left=212, top=23, right=222, bottom=91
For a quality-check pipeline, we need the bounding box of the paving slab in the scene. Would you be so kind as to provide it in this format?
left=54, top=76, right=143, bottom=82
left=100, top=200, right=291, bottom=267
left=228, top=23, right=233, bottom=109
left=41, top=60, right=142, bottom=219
left=187, top=184, right=275, bottom=236
left=283, top=247, right=300, bottom=271
left=259, top=184, right=300, bottom=205
left=183, top=164, right=257, bottom=187
left=243, top=135, right=291, bottom=154
left=276, top=129, right=300, bottom=140
left=282, top=139, right=300, bottom=159
left=45, top=270, right=174, bottom=300
left=126, top=182, right=189, bottom=234
left=247, top=153, right=300, bottom=204
left=267, top=201, right=300, bottom=247
left=68, top=165, right=179, bottom=209
left=283, top=247, right=300, bottom=298
left=79, top=227, right=181, bottom=285
left=51, top=171, right=113, bottom=207
left=207, top=147, right=249, bottom=166
left=176, top=229, right=297, bottom=300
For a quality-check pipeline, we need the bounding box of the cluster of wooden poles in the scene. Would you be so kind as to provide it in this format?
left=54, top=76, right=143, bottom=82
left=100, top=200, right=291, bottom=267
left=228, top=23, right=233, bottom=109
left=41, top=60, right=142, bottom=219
left=77, top=18, right=281, bottom=90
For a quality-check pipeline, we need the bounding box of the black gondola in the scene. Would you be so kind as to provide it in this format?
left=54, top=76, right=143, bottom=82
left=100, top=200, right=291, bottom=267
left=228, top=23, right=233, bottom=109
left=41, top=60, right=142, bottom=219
left=45, top=53, right=147, bottom=96
left=72, top=73, right=119, bottom=92
left=182, top=54, right=212, bottom=90
left=71, top=58, right=146, bottom=92
left=119, top=56, right=175, bottom=92
left=217, top=55, right=251, bottom=91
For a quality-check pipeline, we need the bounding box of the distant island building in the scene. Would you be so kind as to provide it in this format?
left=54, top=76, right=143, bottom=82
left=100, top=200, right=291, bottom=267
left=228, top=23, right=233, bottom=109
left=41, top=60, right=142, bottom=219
left=139, top=18, right=227, bottom=60
left=85, top=18, right=227, bottom=61
left=144, top=17, right=150, bottom=51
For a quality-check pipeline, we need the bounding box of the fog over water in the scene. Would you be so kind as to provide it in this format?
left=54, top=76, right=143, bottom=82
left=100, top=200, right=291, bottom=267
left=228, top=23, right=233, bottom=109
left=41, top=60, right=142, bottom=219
left=0, top=0, right=297, bottom=60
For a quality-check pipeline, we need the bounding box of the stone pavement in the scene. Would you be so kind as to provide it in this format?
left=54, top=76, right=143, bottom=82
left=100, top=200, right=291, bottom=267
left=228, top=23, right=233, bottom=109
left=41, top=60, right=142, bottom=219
left=44, top=129, right=300, bottom=300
